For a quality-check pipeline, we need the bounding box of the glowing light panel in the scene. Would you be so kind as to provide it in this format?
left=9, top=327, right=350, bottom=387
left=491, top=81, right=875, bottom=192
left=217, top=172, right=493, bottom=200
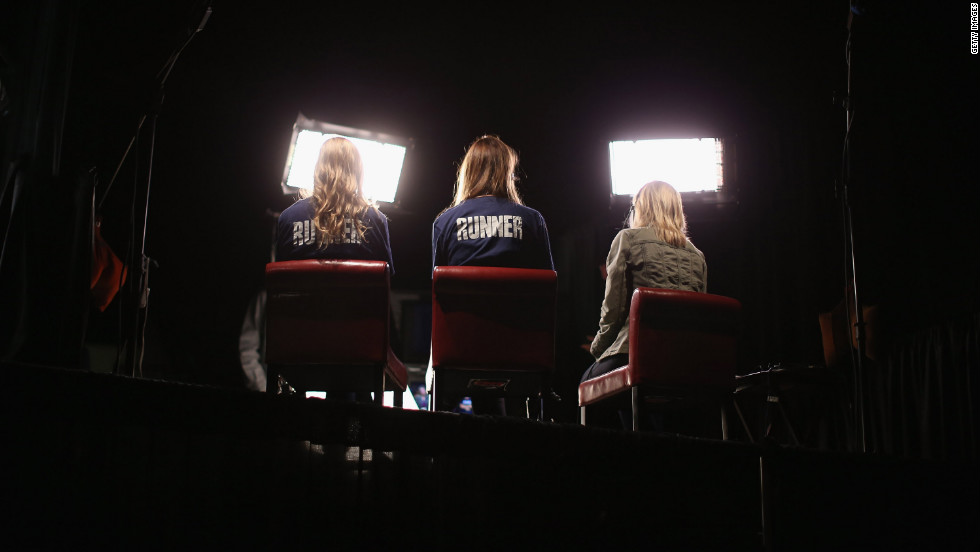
left=609, top=138, right=723, bottom=196
left=281, top=115, right=409, bottom=204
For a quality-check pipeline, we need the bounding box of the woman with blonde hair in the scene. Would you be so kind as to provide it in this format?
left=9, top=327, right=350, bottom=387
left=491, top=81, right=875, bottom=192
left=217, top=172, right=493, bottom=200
left=431, top=135, right=553, bottom=271
left=581, top=180, right=706, bottom=383
left=276, top=136, right=393, bottom=269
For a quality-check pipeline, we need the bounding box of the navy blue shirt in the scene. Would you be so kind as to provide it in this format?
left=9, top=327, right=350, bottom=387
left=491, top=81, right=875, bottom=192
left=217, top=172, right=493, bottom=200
left=431, top=196, right=554, bottom=270
left=276, top=197, right=394, bottom=272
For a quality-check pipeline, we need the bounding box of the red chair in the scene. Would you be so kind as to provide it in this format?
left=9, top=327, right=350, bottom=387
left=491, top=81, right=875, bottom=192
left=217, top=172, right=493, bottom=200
left=264, top=259, right=407, bottom=407
left=430, top=266, right=557, bottom=418
left=578, top=287, right=741, bottom=436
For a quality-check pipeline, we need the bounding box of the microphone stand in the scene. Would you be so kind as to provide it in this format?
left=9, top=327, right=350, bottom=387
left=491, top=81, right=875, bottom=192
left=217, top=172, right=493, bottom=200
left=841, top=4, right=867, bottom=453
left=101, top=6, right=212, bottom=376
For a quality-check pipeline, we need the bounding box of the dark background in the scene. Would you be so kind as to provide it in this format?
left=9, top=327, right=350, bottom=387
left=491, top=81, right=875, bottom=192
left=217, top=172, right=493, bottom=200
left=2, top=1, right=977, bottom=413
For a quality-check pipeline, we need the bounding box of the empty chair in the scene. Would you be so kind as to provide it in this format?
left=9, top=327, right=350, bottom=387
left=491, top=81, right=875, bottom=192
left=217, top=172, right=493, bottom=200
left=579, top=287, right=741, bottom=436
left=264, top=259, right=406, bottom=406
left=429, top=265, right=557, bottom=418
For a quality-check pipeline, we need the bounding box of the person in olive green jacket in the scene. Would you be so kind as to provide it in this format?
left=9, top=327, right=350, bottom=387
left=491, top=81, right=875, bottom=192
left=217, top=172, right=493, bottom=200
left=581, top=180, right=707, bottom=383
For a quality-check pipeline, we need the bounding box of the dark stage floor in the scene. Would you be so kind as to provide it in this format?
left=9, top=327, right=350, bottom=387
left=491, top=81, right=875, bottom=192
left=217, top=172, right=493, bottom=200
left=3, top=363, right=977, bottom=551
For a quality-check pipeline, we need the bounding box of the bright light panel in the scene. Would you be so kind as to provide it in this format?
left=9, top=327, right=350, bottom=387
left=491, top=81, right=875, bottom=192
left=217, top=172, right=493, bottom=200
left=609, top=138, right=723, bottom=196
left=281, top=118, right=408, bottom=204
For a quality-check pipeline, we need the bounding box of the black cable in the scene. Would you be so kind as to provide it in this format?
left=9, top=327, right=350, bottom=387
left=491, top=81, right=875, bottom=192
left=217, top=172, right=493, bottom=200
left=839, top=2, right=868, bottom=453
left=101, top=3, right=212, bottom=376
left=0, top=157, right=26, bottom=272
left=97, top=4, right=212, bottom=211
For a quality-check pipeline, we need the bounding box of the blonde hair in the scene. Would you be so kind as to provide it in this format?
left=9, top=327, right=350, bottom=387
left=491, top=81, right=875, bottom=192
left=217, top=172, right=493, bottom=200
left=631, top=180, right=688, bottom=248
left=304, top=137, right=373, bottom=247
left=451, top=135, right=523, bottom=207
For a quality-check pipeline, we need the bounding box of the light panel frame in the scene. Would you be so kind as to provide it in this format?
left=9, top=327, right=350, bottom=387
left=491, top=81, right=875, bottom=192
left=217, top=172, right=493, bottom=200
left=608, top=137, right=726, bottom=199
left=280, top=113, right=411, bottom=204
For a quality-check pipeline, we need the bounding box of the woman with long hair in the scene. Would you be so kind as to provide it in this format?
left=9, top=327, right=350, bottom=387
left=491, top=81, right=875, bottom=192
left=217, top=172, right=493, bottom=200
left=431, top=135, right=553, bottom=271
left=428, top=135, right=555, bottom=413
left=276, top=136, right=393, bottom=268
left=581, top=180, right=706, bottom=383
left=269, top=136, right=396, bottom=399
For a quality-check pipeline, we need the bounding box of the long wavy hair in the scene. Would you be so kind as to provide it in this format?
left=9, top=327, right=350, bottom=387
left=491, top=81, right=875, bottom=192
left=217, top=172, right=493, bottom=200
left=303, top=136, right=373, bottom=246
left=631, top=180, right=688, bottom=248
left=450, top=135, right=523, bottom=207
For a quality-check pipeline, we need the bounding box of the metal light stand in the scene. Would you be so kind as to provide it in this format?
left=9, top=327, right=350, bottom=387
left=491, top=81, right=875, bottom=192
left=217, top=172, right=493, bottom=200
left=841, top=4, right=868, bottom=453
left=98, top=6, right=211, bottom=376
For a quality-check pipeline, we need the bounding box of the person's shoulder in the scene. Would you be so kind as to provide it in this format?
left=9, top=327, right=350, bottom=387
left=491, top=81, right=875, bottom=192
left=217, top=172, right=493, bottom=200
left=616, top=227, right=640, bottom=241
left=492, top=198, right=543, bottom=219
left=365, top=205, right=388, bottom=222
left=362, top=206, right=389, bottom=231
left=516, top=202, right=545, bottom=217
left=433, top=203, right=459, bottom=225
left=279, top=197, right=309, bottom=220
left=684, top=239, right=705, bottom=258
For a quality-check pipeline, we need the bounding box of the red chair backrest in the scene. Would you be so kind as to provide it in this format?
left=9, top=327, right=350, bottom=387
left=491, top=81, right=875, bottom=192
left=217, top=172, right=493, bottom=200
left=431, top=266, right=557, bottom=372
left=628, top=287, right=741, bottom=389
left=265, top=259, right=389, bottom=366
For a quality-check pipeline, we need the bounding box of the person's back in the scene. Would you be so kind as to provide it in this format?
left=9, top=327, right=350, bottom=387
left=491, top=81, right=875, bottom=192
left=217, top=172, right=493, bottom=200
left=583, top=180, right=706, bottom=383
left=606, top=225, right=706, bottom=294
left=427, top=135, right=555, bottom=414
left=275, top=136, right=394, bottom=271
left=268, top=136, right=396, bottom=399
left=432, top=195, right=553, bottom=270
left=277, top=198, right=392, bottom=266
left=431, top=135, right=553, bottom=273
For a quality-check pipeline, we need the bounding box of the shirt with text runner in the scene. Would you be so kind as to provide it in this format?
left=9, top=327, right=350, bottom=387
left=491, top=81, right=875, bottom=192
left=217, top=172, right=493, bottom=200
left=431, top=196, right=554, bottom=271
left=276, top=197, right=394, bottom=273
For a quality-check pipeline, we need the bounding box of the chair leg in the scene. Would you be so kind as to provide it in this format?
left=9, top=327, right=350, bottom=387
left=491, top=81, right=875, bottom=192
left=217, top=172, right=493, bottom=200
left=429, top=377, right=437, bottom=412
left=374, top=373, right=385, bottom=406
left=631, top=387, right=641, bottom=431
left=733, top=396, right=756, bottom=444
left=580, top=405, right=586, bottom=425
left=774, top=397, right=801, bottom=446
left=720, top=403, right=729, bottom=441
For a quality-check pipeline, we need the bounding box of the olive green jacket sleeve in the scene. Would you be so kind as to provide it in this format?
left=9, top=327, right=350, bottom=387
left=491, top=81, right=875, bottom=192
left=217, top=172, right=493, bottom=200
left=590, top=230, right=631, bottom=360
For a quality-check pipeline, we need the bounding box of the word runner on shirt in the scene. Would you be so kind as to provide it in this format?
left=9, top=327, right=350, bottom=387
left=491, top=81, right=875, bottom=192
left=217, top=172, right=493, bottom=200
left=292, top=218, right=363, bottom=246
left=456, top=215, right=523, bottom=241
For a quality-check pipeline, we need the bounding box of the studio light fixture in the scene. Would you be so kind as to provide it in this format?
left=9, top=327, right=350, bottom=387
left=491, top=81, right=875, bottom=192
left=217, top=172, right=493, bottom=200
left=608, top=137, right=727, bottom=199
left=280, top=113, right=411, bottom=204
